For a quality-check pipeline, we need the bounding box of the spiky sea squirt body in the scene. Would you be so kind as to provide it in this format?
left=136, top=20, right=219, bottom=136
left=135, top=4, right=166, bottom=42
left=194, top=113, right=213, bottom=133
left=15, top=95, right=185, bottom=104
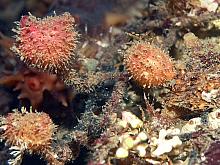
left=1, top=108, right=56, bottom=153
left=124, top=42, right=175, bottom=88
left=12, top=12, right=78, bottom=73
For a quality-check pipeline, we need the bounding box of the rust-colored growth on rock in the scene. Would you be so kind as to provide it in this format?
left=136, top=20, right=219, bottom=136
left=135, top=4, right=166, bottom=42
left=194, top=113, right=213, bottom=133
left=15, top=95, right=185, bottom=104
left=14, top=69, right=68, bottom=108
left=124, top=42, right=175, bottom=88
left=11, top=12, right=78, bottom=73
left=2, top=108, right=56, bottom=153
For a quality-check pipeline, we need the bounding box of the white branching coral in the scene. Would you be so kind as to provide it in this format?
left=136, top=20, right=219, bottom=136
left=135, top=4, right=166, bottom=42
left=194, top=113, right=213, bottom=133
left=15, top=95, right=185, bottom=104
left=181, top=109, right=220, bottom=133
left=115, top=111, right=148, bottom=159
left=181, top=117, right=202, bottom=134
left=121, top=111, right=143, bottom=129
left=200, top=0, right=219, bottom=12
left=208, top=109, right=220, bottom=129
left=150, top=128, right=182, bottom=157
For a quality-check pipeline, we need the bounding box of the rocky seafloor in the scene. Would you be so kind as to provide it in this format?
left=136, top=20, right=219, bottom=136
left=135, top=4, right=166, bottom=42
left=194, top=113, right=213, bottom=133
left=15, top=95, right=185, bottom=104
left=0, top=0, right=220, bottom=165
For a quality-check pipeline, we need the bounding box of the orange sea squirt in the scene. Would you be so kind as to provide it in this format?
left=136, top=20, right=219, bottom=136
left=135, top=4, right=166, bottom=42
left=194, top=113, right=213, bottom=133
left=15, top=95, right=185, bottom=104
left=124, top=42, right=175, bottom=88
